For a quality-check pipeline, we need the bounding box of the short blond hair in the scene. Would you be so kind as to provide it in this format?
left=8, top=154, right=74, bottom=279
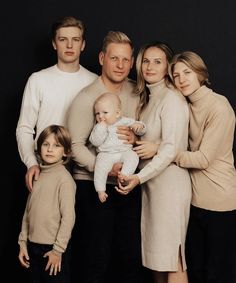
left=51, top=16, right=85, bottom=41
left=101, top=31, right=133, bottom=54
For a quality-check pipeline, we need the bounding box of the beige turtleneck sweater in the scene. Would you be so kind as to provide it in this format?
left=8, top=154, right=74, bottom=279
left=175, top=86, right=236, bottom=211
left=137, top=79, right=190, bottom=183
left=18, top=161, right=76, bottom=254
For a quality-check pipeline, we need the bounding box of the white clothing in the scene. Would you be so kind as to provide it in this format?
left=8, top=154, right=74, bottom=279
left=89, top=117, right=146, bottom=192
left=16, top=64, right=97, bottom=168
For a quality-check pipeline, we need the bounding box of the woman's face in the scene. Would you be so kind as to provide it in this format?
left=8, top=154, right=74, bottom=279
left=172, top=61, right=201, bottom=96
left=141, top=47, right=168, bottom=84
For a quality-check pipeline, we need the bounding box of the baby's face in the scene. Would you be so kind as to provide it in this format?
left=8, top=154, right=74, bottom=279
left=94, top=99, right=120, bottom=125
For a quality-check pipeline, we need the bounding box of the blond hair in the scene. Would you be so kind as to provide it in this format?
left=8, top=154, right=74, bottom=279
left=169, top=51, right=210, bottom=86
left=135, top=41, right=174, bottom=118
left=101, top=31, right=133, bottom=54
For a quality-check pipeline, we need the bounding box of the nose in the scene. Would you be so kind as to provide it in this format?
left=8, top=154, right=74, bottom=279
left=47, top=145, right=54, bottom=152
left=99, top=113, right=104, bottom=119
left=179, top=74, right=186, bottom=84
left=67, top=39, right=73, bottom=49
left=117, top=59, right=124, bottom=69
left=147, top=62, right=151, bottom=70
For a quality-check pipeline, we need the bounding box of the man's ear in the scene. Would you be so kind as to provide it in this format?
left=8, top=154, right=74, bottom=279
left=130, top=56, right=134, bottom=69
left=81, top=40, right=86, bottom=52
left=99, top=51, right=105, bottom=66
left=52, top=40, right=57, bottom=50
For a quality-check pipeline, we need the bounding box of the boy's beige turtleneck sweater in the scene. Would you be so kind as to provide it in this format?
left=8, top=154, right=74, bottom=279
left=175, top=86, right=236, bottom=211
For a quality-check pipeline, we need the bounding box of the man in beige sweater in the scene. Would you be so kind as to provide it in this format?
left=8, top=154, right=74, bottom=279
left=67, top=31, right=146, bottom=283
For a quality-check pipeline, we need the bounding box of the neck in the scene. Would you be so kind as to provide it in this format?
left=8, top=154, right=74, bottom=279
left=57, top=61, right=80, bottom=73
left=101, top=75, right=124, bottom=93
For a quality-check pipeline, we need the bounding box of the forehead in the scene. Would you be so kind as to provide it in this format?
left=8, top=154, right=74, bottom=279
left=144, top=47, right=166, bottom=59
left=95, top=98, right=118, bottom=109
left=56, top=26, right=83, bottom=38
left=105, top=43, right=133, bottom=57
left=44, top=133, right=56, bottom=141
left=173, top=61, right=189, bottom=72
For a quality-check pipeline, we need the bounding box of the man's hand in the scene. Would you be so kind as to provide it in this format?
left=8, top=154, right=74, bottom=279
left=117, top=126, right=137, bottom=145
left=25, top=165, right=40, bottom=192
left=133, top=140, right=159, bottom=159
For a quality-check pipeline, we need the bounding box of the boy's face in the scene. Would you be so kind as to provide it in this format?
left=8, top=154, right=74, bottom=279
left=94, top=98, right=120, bottom=125
left=40, top=133, right=66, bottom=165
left=52, top=26, right=85, bottom=65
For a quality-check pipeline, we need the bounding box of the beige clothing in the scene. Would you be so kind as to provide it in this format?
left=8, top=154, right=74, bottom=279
left=175, top=86, right=236, bottom=211
left=137, top=80, right=192, bottom=271
left=18, top=161, right=76, bottom=254
left=67, top=76, right=139, bottom=181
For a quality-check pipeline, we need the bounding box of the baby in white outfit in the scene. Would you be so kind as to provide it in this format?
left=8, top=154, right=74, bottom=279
left=89, top=92, right=146, bottom=202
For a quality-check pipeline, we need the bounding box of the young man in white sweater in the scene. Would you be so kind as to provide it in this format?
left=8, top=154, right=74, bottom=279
left=16, top=16, right=97, bottom=191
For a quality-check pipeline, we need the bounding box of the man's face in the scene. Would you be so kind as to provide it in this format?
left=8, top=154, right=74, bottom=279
left=99, top=43, right=134, bottom=84
left=52, top=26, right=85, bottom=65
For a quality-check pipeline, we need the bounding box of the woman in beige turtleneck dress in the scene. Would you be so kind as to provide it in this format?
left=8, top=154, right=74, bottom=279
left=170, top=51, right=236, bottom=283
left=116, top=42, right=192, bottom=283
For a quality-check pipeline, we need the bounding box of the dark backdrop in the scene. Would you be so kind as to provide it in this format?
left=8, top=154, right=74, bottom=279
left=1, top=0, right=235, bottom=281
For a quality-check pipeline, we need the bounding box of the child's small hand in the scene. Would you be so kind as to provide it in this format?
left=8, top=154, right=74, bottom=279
left=44, top=250, right=62, bottom=276
left=130, top=122, right=144, bottom=134
left=18, top=246, right=30, bottom=268
left=98, top=191, right=108, bottom=203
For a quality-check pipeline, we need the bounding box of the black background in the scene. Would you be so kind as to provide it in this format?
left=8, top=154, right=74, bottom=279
left=1, top=0, right=235, bottom=281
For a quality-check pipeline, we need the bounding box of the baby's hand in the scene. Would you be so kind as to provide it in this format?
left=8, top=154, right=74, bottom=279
left=130, top=122, right=144, bottom=133
left=98, top=120, right=107, bottom=127
left=98, top=191, right=108, bottom=203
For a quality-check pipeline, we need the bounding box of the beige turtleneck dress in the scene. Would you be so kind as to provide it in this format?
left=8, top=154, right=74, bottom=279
left=137, top=80, right=192, bottom=271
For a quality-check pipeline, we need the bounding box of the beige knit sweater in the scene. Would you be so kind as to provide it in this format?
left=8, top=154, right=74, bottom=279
left=67, top=76, right=139, bottom=181
left=175, top=86, right=236, bottom=211
left=18, top=161, right=76, bottom=254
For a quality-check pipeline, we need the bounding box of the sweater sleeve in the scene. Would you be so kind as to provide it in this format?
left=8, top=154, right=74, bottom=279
left=67, top=91, right=97, bottom=172
left=16, top=74, right=40, bottom=168
left=53, top=178, right=76, bottom=254
left=175, top=102, right=235, bottom=169
left=18, top=195, right=30, bottom=250
left=89, top=123, right=108, bottom=147
left=138, top=95, right=188, bottom=183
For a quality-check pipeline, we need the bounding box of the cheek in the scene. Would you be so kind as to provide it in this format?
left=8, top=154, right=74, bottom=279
left=141, top=64, right=146, bottom=73
left=174, top=79, right=181, bottom=89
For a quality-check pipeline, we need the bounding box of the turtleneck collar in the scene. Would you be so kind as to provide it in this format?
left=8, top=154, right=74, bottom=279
left=146, top=79, right=166, bottom=96
left=188, top=85, right=212, bottom=103
left=40, top=160, right=64, bottom=173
